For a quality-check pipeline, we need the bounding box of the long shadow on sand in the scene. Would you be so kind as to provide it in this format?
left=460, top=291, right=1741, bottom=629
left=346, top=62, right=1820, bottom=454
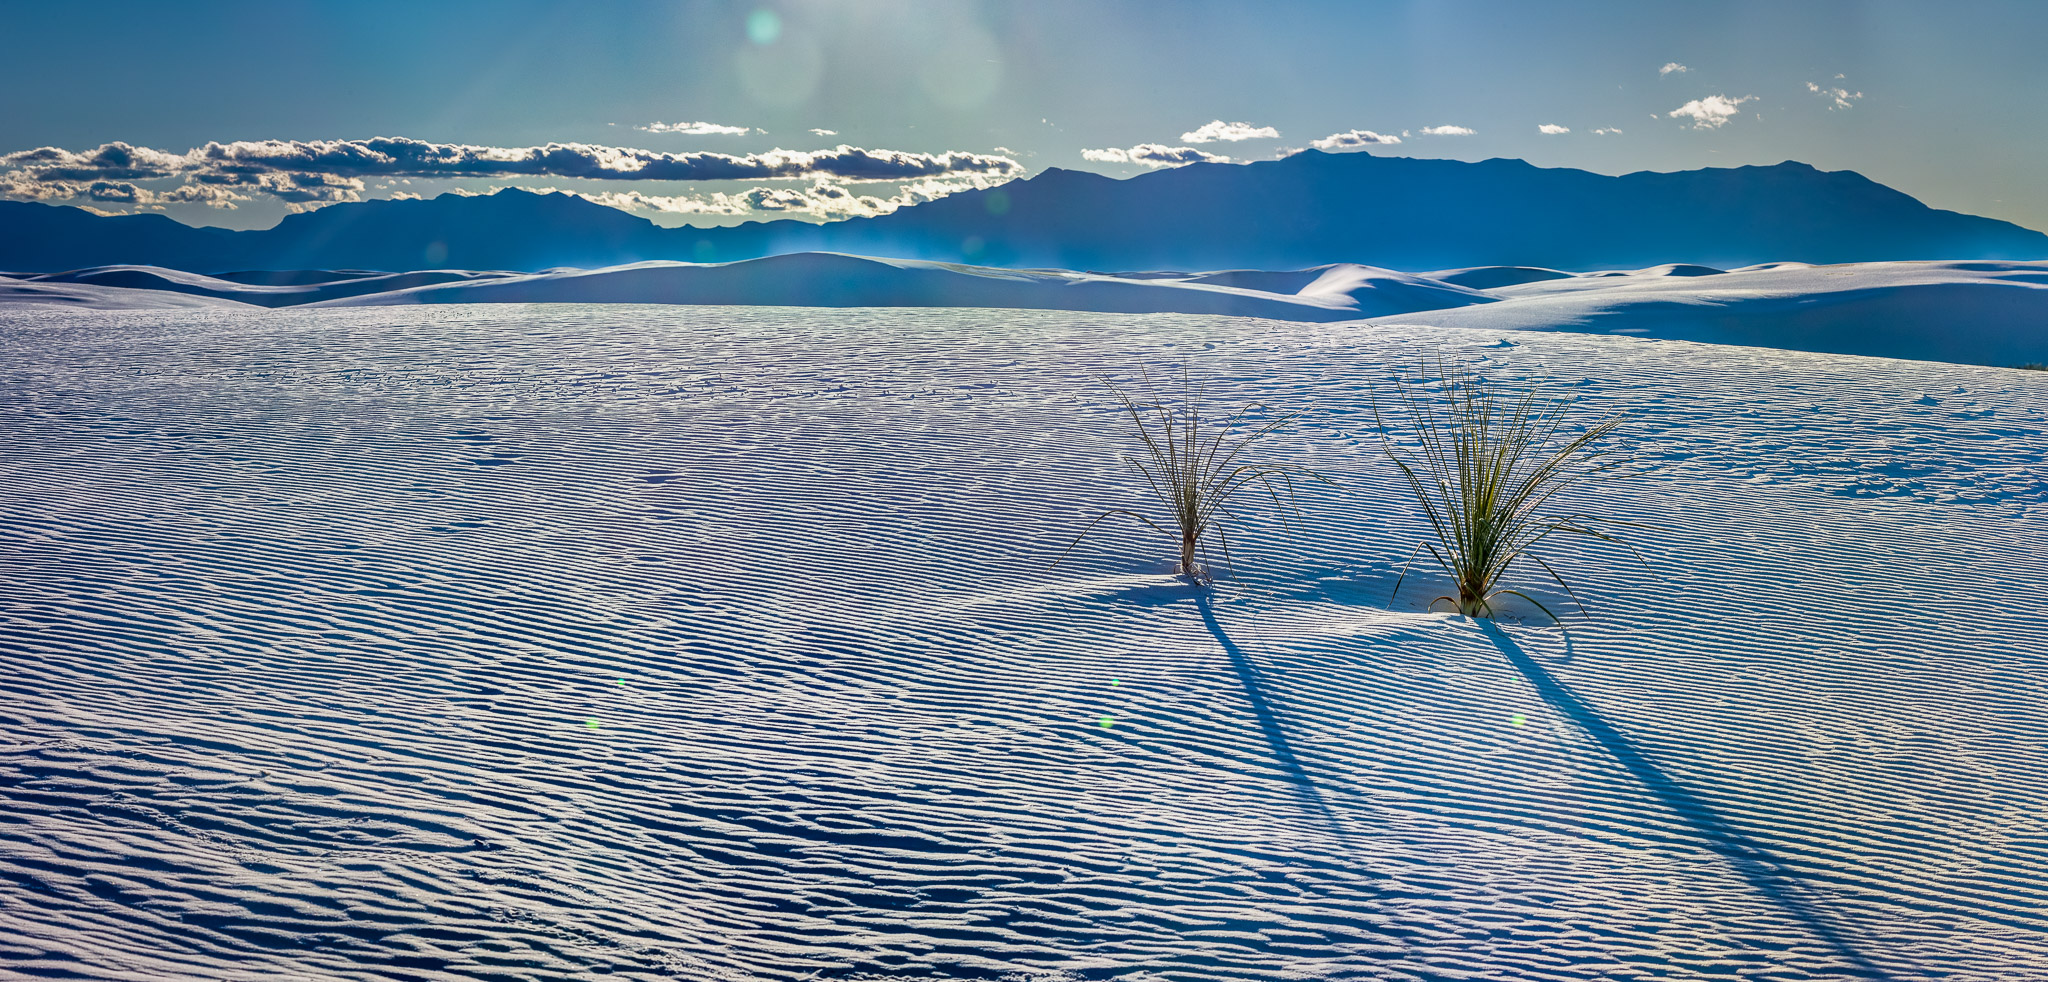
left=1480, top=621, right=1897, bottom=980
left=1193, top=593, right=1345, bottom=835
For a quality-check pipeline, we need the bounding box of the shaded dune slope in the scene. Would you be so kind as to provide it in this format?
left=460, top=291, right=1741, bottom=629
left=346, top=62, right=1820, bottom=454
left=18, top=265, right=518, bottom=308
left=5, top=256, right=2047, bottom=365
left=1382, top=260, right=2048, bottom=365
left=313, top=254, right=1462, bottom=321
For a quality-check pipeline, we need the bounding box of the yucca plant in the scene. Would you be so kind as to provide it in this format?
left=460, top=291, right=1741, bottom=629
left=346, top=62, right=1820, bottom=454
left=1373, top=360, right=1642, bottom=622
left=1061, top=368, right=1321, bottom=584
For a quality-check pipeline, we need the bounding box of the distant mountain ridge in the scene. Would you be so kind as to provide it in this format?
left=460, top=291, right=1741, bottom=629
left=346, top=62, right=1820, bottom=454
left=3, top=150, right=2044, bottom=273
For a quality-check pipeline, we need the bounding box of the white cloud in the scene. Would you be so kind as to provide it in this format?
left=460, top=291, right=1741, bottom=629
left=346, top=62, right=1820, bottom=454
left=1806, top=81, right=1863, bottom=110
left=564, top=172, right=1010, bottom=220
left=0, top=135, right=1033, bottom=216
left=1667, top=94, right=1755, bottom=129
left=1417, top=125, right=1476, bottom=136
left=84, top=180, right=147, bottom=204
left=1310, top=129, right=1402, bottom=150
left=638, top=121, right=753, bottom=136
left=208, top=138, right=1022, bottom=182
left=0, top=138, right=1023, bottom=184
left=217, top=170, right=366, bottom=204
left=0, top=142, right=187, bottom=181
left=809, top=128, right=837, bottom=136
left=0, top=169, right=249, bottom=211
left=0, top=170, right=83, bottom=201
left=1080, top=144, right=1229, bottom=168
left=1593, top=127, right=1624, bottom=136
left=1660, top=62, right=1689, bottom=76
left=156, top=183, right=247, bottom=209
left=1537, top=124, right=1570, bottom=135
left=564, top=188, right=748, bottom=217
left=1179, top=120, right=1280, bottom=143
left=0, top=137, right=1030, bottom=213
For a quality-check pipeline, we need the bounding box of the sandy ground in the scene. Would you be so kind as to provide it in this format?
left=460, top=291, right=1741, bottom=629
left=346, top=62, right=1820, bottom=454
left=1, top=304, right=2044, bottom=980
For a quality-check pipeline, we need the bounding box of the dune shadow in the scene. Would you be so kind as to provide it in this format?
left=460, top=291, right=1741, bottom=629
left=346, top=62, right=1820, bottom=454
left=1480, top=621, right=1897, bottom=980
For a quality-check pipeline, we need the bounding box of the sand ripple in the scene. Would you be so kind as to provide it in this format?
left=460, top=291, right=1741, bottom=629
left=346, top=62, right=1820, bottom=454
left=0, top=305, right=2044, bottom=980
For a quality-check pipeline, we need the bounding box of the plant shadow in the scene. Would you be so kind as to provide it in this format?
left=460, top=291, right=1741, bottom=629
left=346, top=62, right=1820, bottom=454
left=1480, top=621, right=1897, bottom=980
left=1192, top=593, right=1348, bottom=838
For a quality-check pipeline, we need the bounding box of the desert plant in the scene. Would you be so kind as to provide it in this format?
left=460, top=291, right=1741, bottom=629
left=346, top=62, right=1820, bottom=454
left=1060, top=368, right=1321, bottom=584
left=1373, top=360, right=1642, bottom=622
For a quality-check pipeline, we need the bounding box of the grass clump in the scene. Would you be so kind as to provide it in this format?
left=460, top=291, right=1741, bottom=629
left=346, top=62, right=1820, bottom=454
left=1061, top=368, right=1321, bottom=584
left=1373, top=360, right=1642, bottom=622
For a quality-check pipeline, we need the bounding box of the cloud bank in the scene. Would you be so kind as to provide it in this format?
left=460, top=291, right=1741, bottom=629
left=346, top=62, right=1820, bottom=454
left=1416, top=125, right=1476, bottom=136
left=1080, top=144, right=1229, bottom=168
left=0, top=137, right=1026, bottom=214
left=1537, top=124, right=1570, bottom=135
left=1179, top=120, right=1280, bottom=143
left=1310, top=129, right=1401, bottom=150
left=1660, top=62, right=1689, bottom=76
left=570, top=173, right=1010, bottom=219
left=177, top=138, right=1023, bottom=183
left=1668, top=94, right=1755, bottom=129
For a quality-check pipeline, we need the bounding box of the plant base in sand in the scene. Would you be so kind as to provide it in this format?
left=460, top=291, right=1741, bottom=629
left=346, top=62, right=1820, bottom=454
left=1060, top=367, right=1322, bottom=584
left=1374, top=360, right=1644, bottom=622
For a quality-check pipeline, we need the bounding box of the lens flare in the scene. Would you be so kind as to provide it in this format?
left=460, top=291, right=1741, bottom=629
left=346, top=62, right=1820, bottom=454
left=746, top=9, right=781, bottom=45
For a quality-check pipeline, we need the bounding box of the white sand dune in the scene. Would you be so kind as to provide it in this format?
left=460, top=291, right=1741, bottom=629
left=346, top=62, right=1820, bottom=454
left=1, top=304, right=2044, bottom=980
left=0, top=275, right=250, bottom=310
left=2, top=257, right=1407, bottom=321
left=10, top=265, right=521, bottom=308
left=1389, top=259, right=2048, bottom=366
left=5, top=255, right=2045, bottom=365
left=308, top=254, right=1476, bottom=322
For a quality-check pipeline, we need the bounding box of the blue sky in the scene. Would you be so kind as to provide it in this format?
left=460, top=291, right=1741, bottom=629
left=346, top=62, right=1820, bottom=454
left=4, top=0, right=2043, bottom=232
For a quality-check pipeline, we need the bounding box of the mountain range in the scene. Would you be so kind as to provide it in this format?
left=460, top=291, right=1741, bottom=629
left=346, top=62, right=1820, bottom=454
left=3, top=150, right=2045, bottom=274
